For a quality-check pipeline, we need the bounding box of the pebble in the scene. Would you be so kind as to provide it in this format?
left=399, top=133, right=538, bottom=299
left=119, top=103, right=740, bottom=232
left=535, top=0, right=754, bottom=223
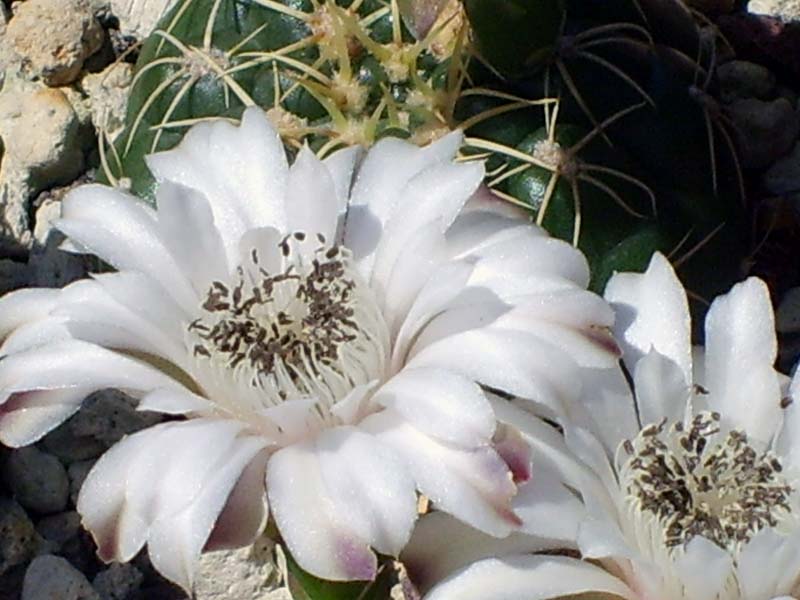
left=764, top=140, right=800, bottom=195
left=718, top=60, right=776, bottom=102
left=21, top=555, right=99, bottom=600
left=93, top=563, right=144, bottom=600
left=194, top=537, right=292, bottom=600
left=726, top=97, right=800, bottom=168
left=748, top=0, right=800, bottom=21
left=67, top=460, right=97, bottom=507
left=0, top=498, right=39, bottom=576
left=82, top=62, right=134, bottom=138
left=4, top=446, right=70, bottom=514
left=69, top=390, right=162, bottom=445
left=6, top=0, right=104, bottom=86
left=36, top=511, right=82, bottom=550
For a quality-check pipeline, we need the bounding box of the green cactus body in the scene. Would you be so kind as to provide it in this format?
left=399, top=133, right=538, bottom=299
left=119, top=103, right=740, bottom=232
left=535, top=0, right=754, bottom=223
left=456, top=0, right=747, bottom=302
left=101, top=0, right=467, bottom=201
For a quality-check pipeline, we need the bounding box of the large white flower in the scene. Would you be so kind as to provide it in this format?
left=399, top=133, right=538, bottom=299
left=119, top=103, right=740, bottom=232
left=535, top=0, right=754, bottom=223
left=403, top=252, right=800, bottom=600
left=0, top=108, right=618, bottom=591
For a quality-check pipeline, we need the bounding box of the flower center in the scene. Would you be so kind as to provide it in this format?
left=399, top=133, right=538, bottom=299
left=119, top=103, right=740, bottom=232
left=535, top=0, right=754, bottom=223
left=188, top=233, right=388, bottom=410
left=621, top=411, right=793, bottom=552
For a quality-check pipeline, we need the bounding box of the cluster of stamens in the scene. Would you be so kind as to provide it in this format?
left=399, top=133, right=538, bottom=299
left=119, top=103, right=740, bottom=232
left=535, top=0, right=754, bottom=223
left=188, top=233, right=371, bottom=400
left=622, top=411, right=793, bottom=552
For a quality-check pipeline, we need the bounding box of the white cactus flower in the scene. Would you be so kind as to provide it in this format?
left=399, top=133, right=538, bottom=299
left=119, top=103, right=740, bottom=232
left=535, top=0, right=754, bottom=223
left=403, top=252, right=800, bottom=600
left=0, top=107, right=618, bottom=592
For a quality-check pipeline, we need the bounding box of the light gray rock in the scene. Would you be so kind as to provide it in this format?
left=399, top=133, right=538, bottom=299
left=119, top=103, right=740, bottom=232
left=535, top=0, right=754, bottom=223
left=5, top=446, right=70, bottom=514
left=748, top=0, right=800, bottom=21
left=22, top=555, right=100, bottom=600
left=36, top=511, right=82, bottom=550
left=93, top=563, right=144, bottom=600
left=194, top=537, right=292, bottom=600
left=727, top=97, right=800, bottom=168
left=0, top=79, right=86, bottom=192
left=67, top=459, right=96, bottom=506
left=0, top=498, right=38, bottom=576
left=7, top=0, right=104, bottom=86
left=82, top=62, right=133, bottom=139
left=103, top=0, right=177, bottom=39
left=718, top=60, right=776, bottom=102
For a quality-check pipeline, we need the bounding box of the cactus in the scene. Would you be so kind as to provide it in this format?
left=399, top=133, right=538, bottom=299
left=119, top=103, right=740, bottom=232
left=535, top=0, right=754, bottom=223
left=456, top=0, right=748, bottom=307
left=100, top=0, right=468, bottom=200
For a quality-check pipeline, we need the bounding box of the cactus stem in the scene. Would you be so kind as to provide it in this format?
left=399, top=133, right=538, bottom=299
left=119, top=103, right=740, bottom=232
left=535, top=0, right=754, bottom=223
left=251, top=0, right=310, bottom=22
left=227, top=22, right=271, bottom=55
left=488, top=162, right=531, bottom=188
left=124, top=69, right=188, bottom=155
left=553, top=61, right=612, bottom=146
left=156, top=0, right=195, bottom=54
left=672, top=221, right=726, bottom=270
left=581, top=164, right=656, bottom=217
left=575, top=51, right=656, bottom=107
left=570, top=178, right=582, bottom=246
left=464, top=137, right=553, bottom=171
left=234, top=52, right=331, bottom=84
left=359, top=5, right=391, bottom=28
left=203, top=0, right=225, bottom=50
left=131, top=56, right=186, bottom=89
left=568, top=101, right=645, bottom=156
left=280, top=57, right=326, bottom=101
left=533, top=170, right=559, bottom=227
left=98, top=128, right=120, bottom=187
left=482, top=187, right=533, bottom=210
left=578, top=173, right=648, bottom=219
left=391, top=0, right=403, bottom=45
left=292, top=77, right=349, bottom=129
left=574, top=23, right=653, bottom=45
left=150, top=75, right=201, bottom=152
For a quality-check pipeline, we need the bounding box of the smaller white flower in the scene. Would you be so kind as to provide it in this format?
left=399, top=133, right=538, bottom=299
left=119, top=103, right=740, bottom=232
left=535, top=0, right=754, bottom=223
left=402, top=253, right=800, bottom=600
left=0, top=108, right=616, bottom=592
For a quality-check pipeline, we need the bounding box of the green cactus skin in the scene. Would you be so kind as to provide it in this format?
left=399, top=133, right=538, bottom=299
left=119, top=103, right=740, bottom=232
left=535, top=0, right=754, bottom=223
left=457, top=0, right=748, bottom=312
left=100, top=0, right=467, bottom=201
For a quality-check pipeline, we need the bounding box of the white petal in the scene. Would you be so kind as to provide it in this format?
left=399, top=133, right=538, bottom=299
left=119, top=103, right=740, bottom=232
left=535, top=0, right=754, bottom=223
left=57, top=184, right=197, bottom=311
left=401, top=512, right=562, bottom=594
left=776, top=372, right=800, bottom=467
left=425, top=555, right=635, bottom=600
left=0, top=288, right=59, bottom=342
left=53, top=278, right=187, bottom=366
left=146, top=435, right=268, bottom=590
left=604, top=252, right=692, bottom=381
left=736, top=528, right=798, bottom=599
left=409, top=327, right=582, bottom=417
left=374, top=367, right=495, bottom=448
left=345, top=131, right=463, bottom=275
left=137, top=388, right=215, bottom=416
left=266, top=441, right=377, bottom=581
left=446, top=211, right=541, bottom=260
left=570, top=367, right=638, bottom=455
left=470, top=235, right=591, bottom=289
left=286, top=145, right=338, bottom=243
left=1, top=318, right=72, bottom=356
left=513, top=463, right=584, bottom=542
left=204, top=448, right=270, bottom=551
left=370, top=160, right=484, bottom=291
left=155, top=181, right=229, bottom=289
left=322, top=145, right=361, bottom=215
left=0, top=387, right=92, bottom=446
left=633, top=349, right=691, bottom=427
left=379, top=222, right=447, bottom=330
left=316, top=427, right=417, bottom=556
left=673, top=536, right=733, bottom=600
left=146, top=107, right=288, bottom=262
left=0, top=339, right=185, bottom=401
left=494, top=308, right=620, bottom=369
left=77, top=419, right=266, bottom=591
left=391, top=261, right=474, bottom=369
left=362, top=409, right=520, bottom=537
left=576, top=516, right=637, bottom=561
left=704, top=277, right=781, bottom=441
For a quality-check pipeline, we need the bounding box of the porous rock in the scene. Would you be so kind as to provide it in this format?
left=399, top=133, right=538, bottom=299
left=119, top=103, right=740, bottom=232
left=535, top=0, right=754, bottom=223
left=4, top=446, right=70, bottom=514
left=93, top=563, right=144, bottom=600
left=0, top=498, right=38, bottom=576
left=21, top=555, right=99, bottom=600
left=6, top=0, right=104, bottom=86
